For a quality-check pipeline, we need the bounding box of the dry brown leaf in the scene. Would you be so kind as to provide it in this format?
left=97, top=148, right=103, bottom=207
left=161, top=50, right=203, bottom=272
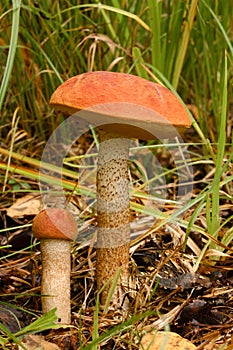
left=7, top=194, right=41, bottom=217
left=140, top=331, right=196, bottom=350
left=18, top=335, right=61, bottom=350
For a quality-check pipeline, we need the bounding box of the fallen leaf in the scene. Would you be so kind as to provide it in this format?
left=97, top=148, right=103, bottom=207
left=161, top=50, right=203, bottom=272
left=18, top=334, right=61, bottom=350
left=140, top=331, right=196, bottom=350
left=7, top=194, right=41, bottom=217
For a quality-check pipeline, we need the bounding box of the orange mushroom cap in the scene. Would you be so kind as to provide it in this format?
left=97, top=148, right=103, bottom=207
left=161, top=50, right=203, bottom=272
left=32, top=208, right=77, bottom=241
left=50, top=71, right=191, bottom=139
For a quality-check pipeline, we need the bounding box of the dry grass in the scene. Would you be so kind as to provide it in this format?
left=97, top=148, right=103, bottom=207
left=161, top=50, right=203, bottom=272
left=1, top=133, right=233, bottom=349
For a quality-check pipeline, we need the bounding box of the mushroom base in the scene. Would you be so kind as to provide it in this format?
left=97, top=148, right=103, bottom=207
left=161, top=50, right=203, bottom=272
left=96, top=243, right=130, bottom=307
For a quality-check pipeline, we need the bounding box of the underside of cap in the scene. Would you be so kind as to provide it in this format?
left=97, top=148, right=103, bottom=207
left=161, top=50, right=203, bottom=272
left=50, top=71, right=191, bottom=140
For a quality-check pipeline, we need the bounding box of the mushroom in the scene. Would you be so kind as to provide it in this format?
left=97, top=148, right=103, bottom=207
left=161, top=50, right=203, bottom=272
left=32, top=207, right=77, bottom=324
left=49, top=71, right=191, bottom=308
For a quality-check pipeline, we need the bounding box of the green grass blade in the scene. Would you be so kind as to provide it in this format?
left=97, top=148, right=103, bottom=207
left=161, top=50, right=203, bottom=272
left=92, top=294, right=99, bottom=350
left=209, top=53, right=228, bottom=247
left=201, top=0, right=233, bottom=57
left=2, top=112, right=20, bottom=192
left=14, top=309, right=59, bottom=337
left=0, top=322, right=26, bottom=349
left=60, top=4, right=151, bottom=32
left=103, top=268, right=122, bottom=314
left=147, top=0, right=162, bottom=72
left=82, top=310, right=153, bottom=350
left=132, top=47, right=149, bottom=80
left=172, top=0, right=198, bottom=89
left=0, top=0, right=21, bottom=111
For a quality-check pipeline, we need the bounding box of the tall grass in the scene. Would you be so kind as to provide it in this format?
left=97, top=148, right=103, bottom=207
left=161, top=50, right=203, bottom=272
left=0, top=0, right=20, bottom=111
left=186, top=0, right=233, bottom=141
left=1, top=1, right=232, bottom=138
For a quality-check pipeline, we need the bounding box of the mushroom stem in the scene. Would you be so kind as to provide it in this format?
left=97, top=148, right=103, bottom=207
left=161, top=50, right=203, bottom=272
left=96, top=130, right=130, bottom=308
left=40, top=239, right=71, bottom=324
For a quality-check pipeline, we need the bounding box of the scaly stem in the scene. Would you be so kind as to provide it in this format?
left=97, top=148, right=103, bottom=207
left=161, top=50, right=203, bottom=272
left=40, top=239, right=71, bottom=323
left=96, top=131, right=130, bottom=309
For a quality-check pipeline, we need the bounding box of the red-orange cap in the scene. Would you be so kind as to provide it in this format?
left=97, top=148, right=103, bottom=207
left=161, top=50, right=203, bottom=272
left=50, top=71, right=191, bottom=139
left=32, top=208, right=77, bottom=241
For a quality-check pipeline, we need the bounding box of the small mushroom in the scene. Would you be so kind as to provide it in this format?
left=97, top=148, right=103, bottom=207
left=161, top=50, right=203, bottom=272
left=50, top=71, right=191, bottom=308
left=32, top=207, right=77, bottom=324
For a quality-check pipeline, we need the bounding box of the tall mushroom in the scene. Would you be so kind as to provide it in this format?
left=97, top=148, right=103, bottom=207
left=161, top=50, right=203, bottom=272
left=32, top=207, right=77, bottom=324
left=50, top=71, right=191, bottom=308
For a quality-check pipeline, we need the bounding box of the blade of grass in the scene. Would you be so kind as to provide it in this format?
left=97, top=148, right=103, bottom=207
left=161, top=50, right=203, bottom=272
left=221, top=227, right=233, bottom=249
left=172, top=0, right=198, bottom=89
left=132, top=47, right=149, bottom=80
left=0, top=147, right=83, bottom=180
left=183, top=197, right=206, bottom=252
left=82, top=310, right=154, bottom=350
left=0, top=0, right=21, bottom=111
left=3, top=110, right=20, bottom=192
left=103, top=268, right=122, bottom=314
left=92, top=292, right=100, bottom=350
left=201, top=0, right=233, bottom=57
left=14, top=309, right=61, bottom=337
left=147, top=0, right=162, bottom=72
left=0, top=322, right=26, bottom=350
left=144, top=62, right=216, bottom=159
left=209, top=53, right=228, bottom=248
left=20, top=27, right=63, bottom=84
left=97, top=5, right=118, bottom=43
left=60, top=4, right=151, bottom=32
left=108, top=0, right=132, bottom=45
left=0, top=161, right=93, bottom=197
